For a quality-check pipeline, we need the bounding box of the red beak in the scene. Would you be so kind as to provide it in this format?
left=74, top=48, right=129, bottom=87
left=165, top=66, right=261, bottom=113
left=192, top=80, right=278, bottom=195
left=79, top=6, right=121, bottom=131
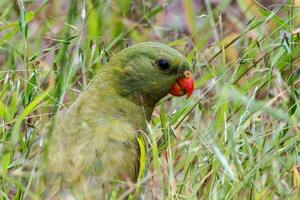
left=170, top=71, right=194, bottom=97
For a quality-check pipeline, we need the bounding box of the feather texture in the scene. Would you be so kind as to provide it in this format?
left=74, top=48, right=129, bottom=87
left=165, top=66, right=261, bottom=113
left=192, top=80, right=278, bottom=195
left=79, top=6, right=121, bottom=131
left=40, top=42, right=192, bottom=199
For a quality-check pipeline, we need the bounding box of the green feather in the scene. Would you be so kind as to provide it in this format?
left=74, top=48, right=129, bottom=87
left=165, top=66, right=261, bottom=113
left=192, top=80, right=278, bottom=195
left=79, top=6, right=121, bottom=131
left=40, top=42, right=192, bottom=198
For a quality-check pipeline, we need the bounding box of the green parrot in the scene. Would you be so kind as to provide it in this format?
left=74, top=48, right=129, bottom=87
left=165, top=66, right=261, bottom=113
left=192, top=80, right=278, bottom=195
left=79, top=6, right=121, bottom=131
left=42, top=42, right=194, bottom=199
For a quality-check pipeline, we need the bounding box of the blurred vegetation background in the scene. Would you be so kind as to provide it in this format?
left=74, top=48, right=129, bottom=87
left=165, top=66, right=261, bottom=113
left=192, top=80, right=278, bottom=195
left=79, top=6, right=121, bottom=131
left=1, top=0, right=300, bottom=199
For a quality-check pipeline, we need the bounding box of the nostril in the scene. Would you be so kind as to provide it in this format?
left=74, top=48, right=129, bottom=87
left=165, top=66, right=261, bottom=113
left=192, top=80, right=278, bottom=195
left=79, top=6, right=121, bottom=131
left=183, top=71, right=192, bottom=78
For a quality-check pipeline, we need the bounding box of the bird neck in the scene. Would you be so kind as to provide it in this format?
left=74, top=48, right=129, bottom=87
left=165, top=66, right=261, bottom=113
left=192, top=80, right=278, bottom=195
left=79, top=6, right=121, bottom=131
left=86, top=72, right=155, bottom=129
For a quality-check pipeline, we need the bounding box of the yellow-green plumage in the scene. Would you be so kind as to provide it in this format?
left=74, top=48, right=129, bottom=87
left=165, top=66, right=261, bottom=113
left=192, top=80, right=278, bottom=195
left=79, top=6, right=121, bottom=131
left=43, top=42, right=191, bottom=199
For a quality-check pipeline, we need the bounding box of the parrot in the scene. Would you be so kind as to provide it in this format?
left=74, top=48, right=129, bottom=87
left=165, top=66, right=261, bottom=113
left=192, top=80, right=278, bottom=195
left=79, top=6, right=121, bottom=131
left=40, top=42, right=194, bottom=199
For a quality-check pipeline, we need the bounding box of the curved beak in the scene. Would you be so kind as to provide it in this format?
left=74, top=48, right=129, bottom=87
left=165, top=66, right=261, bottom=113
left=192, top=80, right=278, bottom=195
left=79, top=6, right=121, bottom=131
left=170, top=71, right=194, bottom=97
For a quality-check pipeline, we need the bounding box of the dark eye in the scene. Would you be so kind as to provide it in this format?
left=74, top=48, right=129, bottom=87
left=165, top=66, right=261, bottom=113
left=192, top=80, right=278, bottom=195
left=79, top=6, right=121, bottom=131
left=157, top=59, right=171, bottom=71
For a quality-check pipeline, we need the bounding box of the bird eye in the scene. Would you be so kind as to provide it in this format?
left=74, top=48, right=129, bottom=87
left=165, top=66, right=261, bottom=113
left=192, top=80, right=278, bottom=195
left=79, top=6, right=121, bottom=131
left=157, top=59, right=171, bottom=71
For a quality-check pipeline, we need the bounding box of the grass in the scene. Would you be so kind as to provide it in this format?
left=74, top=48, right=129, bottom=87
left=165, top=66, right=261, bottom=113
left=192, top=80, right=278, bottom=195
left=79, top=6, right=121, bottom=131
left=0, top=0, right=300, bottom=199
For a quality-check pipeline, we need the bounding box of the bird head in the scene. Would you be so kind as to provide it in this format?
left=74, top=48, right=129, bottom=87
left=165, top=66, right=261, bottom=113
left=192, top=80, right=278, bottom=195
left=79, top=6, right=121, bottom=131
left=109, top=42, right=194, bottom=108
